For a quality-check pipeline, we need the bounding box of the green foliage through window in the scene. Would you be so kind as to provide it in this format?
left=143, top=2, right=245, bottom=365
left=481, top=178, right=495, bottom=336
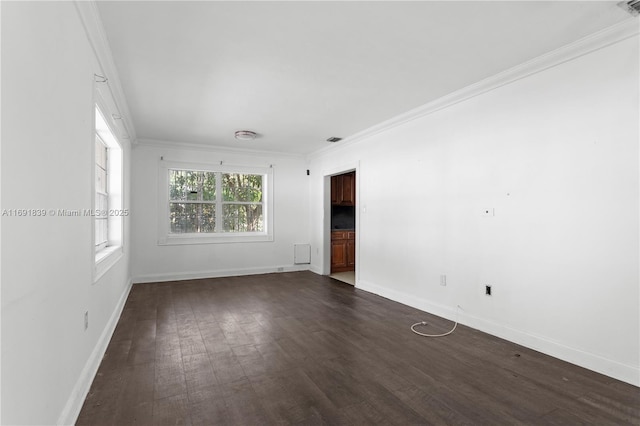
left=169, top=170, right=216, bottom=201
left=169, top=169, right=264, bottom=234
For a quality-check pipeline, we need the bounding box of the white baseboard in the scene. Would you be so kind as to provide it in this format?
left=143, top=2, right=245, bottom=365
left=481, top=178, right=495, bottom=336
left=132, top=264, right=311, bottom=284
left=357, top=279, right=639, bottom=387
left=57, top=277, right=133, bottom=426
left=308, top=264, right=323, bottom=275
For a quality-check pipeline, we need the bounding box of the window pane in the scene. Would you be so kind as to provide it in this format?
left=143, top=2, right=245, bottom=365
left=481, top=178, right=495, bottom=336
left=170, top=202, right=194, bottom=233
left=95, top=218, right=107, bottom=246
left=170, top=170, right=215, bottom=201
left=95, top=137, right=107, bottom=168
left=96, top=166, right=107, bottom=194
left=222, top=174, right=262, bottom=202
left=96, top=193, right=108, bottom=217
left=169, top=170, right=187, bottom=201
left=201, top=172, right=216, bottom=201
left=223, top=204, right=263, bottom=232
left=170, top=202, right=215, bottom=233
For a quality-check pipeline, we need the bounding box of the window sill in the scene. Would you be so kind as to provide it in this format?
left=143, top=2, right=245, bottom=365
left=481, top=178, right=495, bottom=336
left=158, top=233, right=273, bottom=245
left=94, top=245, right=123, bottom=282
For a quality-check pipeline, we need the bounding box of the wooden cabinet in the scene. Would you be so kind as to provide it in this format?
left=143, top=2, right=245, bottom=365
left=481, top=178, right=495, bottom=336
left=341, top=173, right=355, bottom=206
left=331, top=172, right=355, bottom=206
left=330, top=172, right=356, bottom=273
left=331, top=230, right=355, bottom=273
left=331, top=240, right=348, bottom=270
left=331, top=176, right=340, bottom=205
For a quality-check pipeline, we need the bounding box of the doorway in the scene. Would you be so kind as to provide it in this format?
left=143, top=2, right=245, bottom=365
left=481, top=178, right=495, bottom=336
left=329, top=170, right=356, bottom=285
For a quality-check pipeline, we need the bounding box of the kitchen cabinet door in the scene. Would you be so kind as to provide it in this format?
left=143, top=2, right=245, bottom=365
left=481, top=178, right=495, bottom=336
left=331, top=172, right=355, bottom=206
left=341, top=172, right=355, bottom=206
left=331, top=240, right=347, bottom=270
left=331, top=175, right=341, bottom=205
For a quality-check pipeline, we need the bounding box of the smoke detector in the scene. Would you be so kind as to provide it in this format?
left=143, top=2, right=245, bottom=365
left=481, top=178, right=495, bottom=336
left=619, top=0, right=640, bottom=16
left=235, top=130, right=257, bottom=141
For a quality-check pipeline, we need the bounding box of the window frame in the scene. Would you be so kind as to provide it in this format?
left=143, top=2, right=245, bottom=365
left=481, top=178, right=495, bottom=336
left=93, top=96, right=124, bottom=281
left=158, top=160, right=274, bottom=245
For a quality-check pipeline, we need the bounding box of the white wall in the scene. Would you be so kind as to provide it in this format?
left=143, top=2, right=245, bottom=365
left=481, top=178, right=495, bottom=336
left=1, top=2, right=132, bottom=424
left=131, top=143, right=310, bottom=282
left=308, top=35, right=639, bottom=385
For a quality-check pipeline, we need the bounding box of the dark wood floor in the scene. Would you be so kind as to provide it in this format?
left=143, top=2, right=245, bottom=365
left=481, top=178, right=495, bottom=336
left=77, top=271, right=640, bottom=425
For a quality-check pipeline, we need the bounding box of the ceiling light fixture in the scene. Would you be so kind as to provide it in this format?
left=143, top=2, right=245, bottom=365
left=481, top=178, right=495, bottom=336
left=235, top=130, right=257, bottom=141
left=619, top=0, right=640, bottom=16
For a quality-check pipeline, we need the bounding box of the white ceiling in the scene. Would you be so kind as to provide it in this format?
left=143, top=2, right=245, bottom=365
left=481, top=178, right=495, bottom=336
left=97, top=1, right=631, bottom=155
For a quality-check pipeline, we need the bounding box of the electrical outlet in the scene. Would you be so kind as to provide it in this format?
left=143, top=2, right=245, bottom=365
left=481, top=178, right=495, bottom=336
left=84, top=311, right=89, bottom=330
left=440, top=275, right=447, bottom=286
left=485, top=285, right=492, bottom=296
left=277, top=267, right=284, bottom=272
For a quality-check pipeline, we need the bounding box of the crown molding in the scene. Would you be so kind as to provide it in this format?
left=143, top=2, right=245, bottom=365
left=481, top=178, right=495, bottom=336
left=136, top=138, right=306, bottom=159
left=307, top=18, right=639, bottom=161
left=74, top=1, right=137, bottom=143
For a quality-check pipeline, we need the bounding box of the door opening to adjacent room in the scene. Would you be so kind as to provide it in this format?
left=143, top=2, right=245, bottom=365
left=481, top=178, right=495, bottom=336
left=329, top=170, right=356, bottom=285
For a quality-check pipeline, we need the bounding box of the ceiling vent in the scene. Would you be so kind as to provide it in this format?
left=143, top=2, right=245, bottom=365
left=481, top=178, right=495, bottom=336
left=326, top=137, right=343, bottom=143
left=619, top=0, right=640, bottom=16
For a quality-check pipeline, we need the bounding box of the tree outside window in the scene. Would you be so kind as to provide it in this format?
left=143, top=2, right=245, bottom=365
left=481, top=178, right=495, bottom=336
left=169, top=170, right=264, bottom=234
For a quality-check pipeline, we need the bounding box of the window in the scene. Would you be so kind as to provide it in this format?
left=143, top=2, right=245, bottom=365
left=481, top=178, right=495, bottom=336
left=159, top=161, right=273, bottom=244
left=95, top=136, right=108, bottom=250
left=94, top=104, right=123, bottom=274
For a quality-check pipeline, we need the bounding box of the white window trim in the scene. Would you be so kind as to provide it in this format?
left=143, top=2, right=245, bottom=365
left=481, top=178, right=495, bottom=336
left=158, top=160, right=274, bottom=245
left=93, top=90, right=124, bottom=282
left=95, top=245, right=123, bottom=281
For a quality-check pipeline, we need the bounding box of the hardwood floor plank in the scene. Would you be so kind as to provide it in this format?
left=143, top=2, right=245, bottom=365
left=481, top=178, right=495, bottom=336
left=275, top=336, right=313, bottom=362
left=152, top=393, right=191, bottom=426
left=220, top=379, right=271, bottom=425
left=232, top=344, right=269, bottom=378
left=187, top=385, right=229, bottom=426
left=209, top=350, right=248, bottom=385
left=255, top=340, right=299, bottom=373
left=250, top=368, right=341, bottom=424
left=112, top=363, right=155, bottom=425
left=301, top=361, right=367, bottom=409
left=179, top=334, right=208, bottom=356
left=183, top=352, right=218, bottom=393
left=579, top=391, right=640, bottom=424
left=539, top=407, right=620, bottom=426
left=155, top=335, right=182, bottom=363
left=393, top=385, right=480, bottom=426
left=154, top=354, right=188, bottom=400
left=76, top=368, right=128, bottom=425
left=99, top=339, right=132, bottom=372
left=77, top=271, right=640, bottom=425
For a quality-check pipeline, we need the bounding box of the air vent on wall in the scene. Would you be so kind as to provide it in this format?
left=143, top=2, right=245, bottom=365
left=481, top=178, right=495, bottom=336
left=326, top=137, right=343, bottom=143
left=619, top=0, right=640, bottom=16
